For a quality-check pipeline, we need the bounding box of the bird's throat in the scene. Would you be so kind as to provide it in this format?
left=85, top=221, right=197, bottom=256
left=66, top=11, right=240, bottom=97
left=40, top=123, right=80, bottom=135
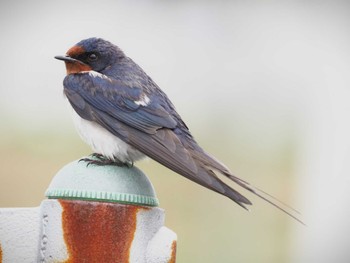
left=65, top=61, right=92, bottom=75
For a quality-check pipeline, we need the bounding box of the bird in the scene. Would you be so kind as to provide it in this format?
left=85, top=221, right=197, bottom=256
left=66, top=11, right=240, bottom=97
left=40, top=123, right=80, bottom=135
left=55, top=37, right=301, bottom=223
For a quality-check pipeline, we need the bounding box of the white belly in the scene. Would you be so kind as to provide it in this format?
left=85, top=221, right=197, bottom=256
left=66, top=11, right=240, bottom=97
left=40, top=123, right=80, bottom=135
left=70, top=107, right=145, bottom=163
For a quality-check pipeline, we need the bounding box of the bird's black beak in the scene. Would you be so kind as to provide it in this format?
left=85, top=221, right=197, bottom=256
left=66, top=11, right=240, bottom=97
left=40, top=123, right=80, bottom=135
left=54, top=55, right=80, bottom=63
left=55, top=54, right=91, bottom=74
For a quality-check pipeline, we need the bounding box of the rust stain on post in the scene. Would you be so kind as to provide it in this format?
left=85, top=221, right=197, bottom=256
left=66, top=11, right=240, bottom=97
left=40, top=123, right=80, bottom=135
left=169, top=240, right=177, bottom=263
left=60, top=200, right=140, bottom=263
left=0, top=243, right=2, bottom=263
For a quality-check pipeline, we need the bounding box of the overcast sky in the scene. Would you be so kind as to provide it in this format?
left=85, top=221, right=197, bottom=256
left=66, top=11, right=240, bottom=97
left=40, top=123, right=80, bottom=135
left=1, top=1, right=348, bottom=132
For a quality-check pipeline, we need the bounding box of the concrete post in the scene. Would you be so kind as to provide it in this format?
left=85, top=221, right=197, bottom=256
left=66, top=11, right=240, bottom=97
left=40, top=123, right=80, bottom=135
left=0, top=158, right=177, bottom=263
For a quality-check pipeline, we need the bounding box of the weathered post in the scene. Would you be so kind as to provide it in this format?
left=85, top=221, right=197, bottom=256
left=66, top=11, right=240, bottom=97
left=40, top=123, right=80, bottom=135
left=0, top=158, right=177, bottom=262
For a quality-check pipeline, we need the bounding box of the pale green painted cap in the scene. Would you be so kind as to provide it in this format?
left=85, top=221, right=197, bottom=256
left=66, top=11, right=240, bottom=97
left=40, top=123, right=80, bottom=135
left=45, top=158, right=159, bottom=206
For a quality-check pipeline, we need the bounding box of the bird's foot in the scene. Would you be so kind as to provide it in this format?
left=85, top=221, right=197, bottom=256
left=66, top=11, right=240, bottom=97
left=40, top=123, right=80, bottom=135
left=79, top=153, right=132, bottom=167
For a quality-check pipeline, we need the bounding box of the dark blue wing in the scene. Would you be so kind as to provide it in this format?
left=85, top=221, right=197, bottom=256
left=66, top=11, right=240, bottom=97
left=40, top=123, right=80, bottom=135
left=63, top=71, right=178, bottom=134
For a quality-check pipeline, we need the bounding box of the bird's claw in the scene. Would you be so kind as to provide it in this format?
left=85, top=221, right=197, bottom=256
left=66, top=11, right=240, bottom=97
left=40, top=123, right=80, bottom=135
left=79, top=153, right=132, bottom=167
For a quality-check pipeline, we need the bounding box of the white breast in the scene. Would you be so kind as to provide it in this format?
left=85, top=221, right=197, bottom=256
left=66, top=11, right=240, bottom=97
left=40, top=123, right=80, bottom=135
left=69, top=106, right=145, bottom=163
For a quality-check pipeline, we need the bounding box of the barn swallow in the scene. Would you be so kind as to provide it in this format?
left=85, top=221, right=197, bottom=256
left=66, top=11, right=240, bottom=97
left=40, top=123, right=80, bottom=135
left=55, top=38, right=301, bottom=223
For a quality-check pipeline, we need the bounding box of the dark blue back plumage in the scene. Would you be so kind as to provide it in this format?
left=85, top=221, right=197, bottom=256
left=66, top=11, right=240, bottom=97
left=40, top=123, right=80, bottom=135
left=64, top=73, right=178, bottom=134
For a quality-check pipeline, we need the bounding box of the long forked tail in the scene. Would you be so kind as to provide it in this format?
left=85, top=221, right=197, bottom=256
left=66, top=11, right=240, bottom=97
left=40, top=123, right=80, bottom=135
left=193, top=149, right=304, bottom=225
left=222, top=170, right=304, bottom=225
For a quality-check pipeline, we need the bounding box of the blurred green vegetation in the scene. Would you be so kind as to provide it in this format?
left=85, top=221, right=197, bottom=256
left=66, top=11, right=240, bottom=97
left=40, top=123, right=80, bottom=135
left=0, top=117, right=298, bottom=262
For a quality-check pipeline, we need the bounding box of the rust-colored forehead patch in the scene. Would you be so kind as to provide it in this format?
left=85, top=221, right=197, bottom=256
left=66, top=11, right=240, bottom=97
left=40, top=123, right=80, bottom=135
left=66, top=45, right=85, bottom=57
left=60, top=200, right=140, bottom=263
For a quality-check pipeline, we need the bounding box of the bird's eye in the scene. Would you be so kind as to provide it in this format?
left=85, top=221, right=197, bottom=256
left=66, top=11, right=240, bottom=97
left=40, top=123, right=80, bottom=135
left=87, top=53, right=98, bottom=62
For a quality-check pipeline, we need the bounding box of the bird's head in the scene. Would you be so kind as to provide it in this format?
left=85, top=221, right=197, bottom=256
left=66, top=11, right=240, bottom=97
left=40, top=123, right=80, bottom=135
left=55, top=37, right=125, bottom=75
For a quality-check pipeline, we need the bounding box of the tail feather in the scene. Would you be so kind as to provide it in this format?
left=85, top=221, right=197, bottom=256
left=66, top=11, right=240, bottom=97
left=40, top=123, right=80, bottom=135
left=222, top=171, right=304, bottom=224
left=193, top=148, right=304, bottom=224
left=199, top=167, right=252, bottom=209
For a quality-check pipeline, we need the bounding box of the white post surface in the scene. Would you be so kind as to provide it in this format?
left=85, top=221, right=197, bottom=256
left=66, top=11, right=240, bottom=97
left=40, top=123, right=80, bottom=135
left=0, top=207, right=40, bottom=262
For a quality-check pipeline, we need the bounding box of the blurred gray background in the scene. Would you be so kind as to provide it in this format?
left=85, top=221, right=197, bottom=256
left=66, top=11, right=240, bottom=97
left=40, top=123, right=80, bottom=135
left=1, top=1, right=350, bottom=262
